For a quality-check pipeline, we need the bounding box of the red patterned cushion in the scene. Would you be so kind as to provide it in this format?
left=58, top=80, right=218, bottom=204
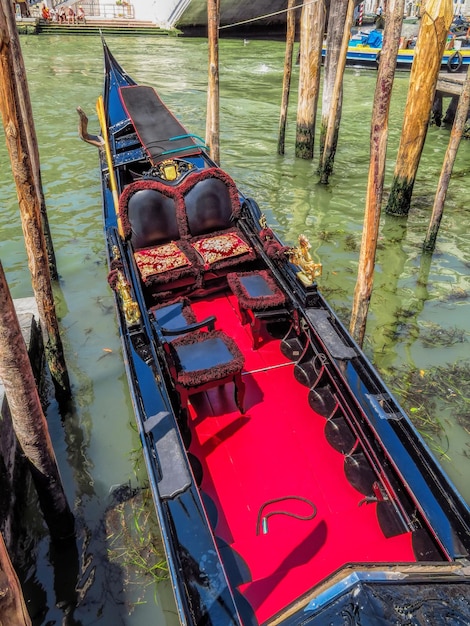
left=191, top=232, right=252, bottom=266
left=134, top=242, right=191, bottom=281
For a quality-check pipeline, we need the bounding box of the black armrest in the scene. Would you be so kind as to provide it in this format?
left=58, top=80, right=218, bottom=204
left=161, top=315, right=216, bottom=336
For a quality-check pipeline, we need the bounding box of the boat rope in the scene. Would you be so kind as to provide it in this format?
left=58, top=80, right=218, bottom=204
left=242, top=361, right=293, bottom=376
left=218, top=0, right=320, bottom=31
left=256, top=495, right=317, bottom=535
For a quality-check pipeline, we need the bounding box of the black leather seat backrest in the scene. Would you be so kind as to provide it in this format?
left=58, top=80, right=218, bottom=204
left=127, top=189, right=179, bottom=250
left=185, top=178, right=233, bottom=237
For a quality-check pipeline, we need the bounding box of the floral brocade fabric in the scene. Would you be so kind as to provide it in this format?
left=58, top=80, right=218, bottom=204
left=191, top=232, right=251, bottom=266
left=134, top=242, right=191, bottom=281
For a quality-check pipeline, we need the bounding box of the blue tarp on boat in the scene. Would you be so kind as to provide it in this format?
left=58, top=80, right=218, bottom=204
left=349, top=29, right=383, bottom=48
left=367, top=29, right=383, bottom=47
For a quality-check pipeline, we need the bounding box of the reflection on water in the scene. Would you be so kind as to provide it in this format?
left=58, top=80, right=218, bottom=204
left=0, top=34, right=469, bottom=624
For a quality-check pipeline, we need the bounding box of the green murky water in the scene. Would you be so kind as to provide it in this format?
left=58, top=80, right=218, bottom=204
left=1, top=34, right=469, bottom=625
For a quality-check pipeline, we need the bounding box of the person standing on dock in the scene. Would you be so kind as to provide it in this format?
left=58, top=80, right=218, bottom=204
left=375, top=5, right=384, bottom=29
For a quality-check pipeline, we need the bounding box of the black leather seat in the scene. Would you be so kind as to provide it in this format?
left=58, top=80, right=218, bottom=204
left=119, top=180, right=199, bottom=288
left=118, top=169, right=257, bottom=293
left=182, top=171, right=257, bottom=273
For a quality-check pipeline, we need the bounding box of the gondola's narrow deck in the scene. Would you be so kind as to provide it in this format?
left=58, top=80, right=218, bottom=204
left=184, top=290, right=416, bottom=624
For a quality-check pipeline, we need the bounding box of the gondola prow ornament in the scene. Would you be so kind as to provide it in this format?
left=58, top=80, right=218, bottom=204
left=287, top=234, right=322, bottom=286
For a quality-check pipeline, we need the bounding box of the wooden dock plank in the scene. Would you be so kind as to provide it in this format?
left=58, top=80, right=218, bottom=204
left=436, top=72, right=465, bottom=96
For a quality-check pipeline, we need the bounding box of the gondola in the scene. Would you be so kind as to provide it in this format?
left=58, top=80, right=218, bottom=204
left=79, top=39, right=470, bottom=625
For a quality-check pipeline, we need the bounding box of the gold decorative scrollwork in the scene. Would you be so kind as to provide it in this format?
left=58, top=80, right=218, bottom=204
left=286, top=234, right=322, bottom=287
left=257, top=215, right=322, bottom=286
left=111, top=245, right=140, bottom=326
left=115, top=270, right=140, bottom=326
left=155, top=158, right=193, bottom=182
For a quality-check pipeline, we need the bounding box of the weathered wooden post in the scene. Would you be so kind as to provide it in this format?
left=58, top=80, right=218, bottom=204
left=278, top=0, right=298, bottom=155
left=0, top=263, right=75, bottom=542
left=350, top=0, right=405, bottom=346
left=295, top=0, right=326, bottom=159
left=318, top=0, right=354, bottom=183
left=206, top=0, right=220, bottom=164
left=0, top=533, right=31, bottom=625
left=385, top=0, right=454, bottom=216
left=1, top=0, right=57, bottom=279
left=423, top=67, right=470, bottom=251
left=0, top=1, right=70, bottom=400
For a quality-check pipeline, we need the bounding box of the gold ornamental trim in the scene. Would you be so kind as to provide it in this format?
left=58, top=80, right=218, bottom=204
left=111, top=246, right=140, bottom=325
left=287, top=234, right=322, bottom=287
left=116, top=270, right=141, bottom=326
left=155, top=158, right=194, bottom=182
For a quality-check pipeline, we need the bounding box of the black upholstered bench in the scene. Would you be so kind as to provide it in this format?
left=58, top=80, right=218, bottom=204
left=118, top=168, right=257, bottom=298
left=227, top=270, right=288, bottom=349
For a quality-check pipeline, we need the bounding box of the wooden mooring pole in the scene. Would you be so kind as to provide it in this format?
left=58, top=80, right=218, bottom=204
left=318, top=0, right=355, bottom=183
left=0, top=533, right=31, bottom=626
left=385, top=0, right=453, bottom=217
left=278, top=0, right=298, bottom=155
left=206, top=0, right=220, bottom=165
left=295, top=0, right=326, bottom=159
left=1, top=0, right=58, bottom=279
left=0, top=263, right=75, bottom=542
left=350, top=0, right=405, bottom=346
left=0, top=0, right=71, bottom=401
left=423, top=66, right=470, bottom=252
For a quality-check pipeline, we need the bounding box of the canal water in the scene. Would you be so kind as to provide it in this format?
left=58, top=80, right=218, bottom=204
left=0, top=34, right=469, bottom=625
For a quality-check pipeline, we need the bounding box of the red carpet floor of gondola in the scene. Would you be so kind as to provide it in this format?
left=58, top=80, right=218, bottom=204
left=188, top=292, right=416, bottom=624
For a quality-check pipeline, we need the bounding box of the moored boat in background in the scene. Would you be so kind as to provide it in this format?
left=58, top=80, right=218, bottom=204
left=79, top=38, right=470, bottom=625
left=323, top=28, right=470, bottom=72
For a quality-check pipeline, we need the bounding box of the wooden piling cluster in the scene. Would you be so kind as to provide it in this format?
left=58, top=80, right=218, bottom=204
left=0, top=265, right=75, bottom=541
left=0, top=0, right=75, bottom=616
left=424, top=66, right=470, bottom=251
left=350, top=0, right=406, bottom=345
left=201, top=0, right=465, bottom=343
left=318, top=0, right=354, bottom=184
left=278, top=0, right=297, bottom=155
left=295, top=0, right=326, bottom=159
left=270, top=0, right=465, bottom=345
left=385, top=0, right=454, bottom=217
left=2, top=3, right=58, bottom=280
left=0, top=0, right=70, bottom=399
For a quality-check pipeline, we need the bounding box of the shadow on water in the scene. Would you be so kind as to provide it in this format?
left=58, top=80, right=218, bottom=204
left=370, top=216, right=470, bottom=482
left=371, top=213, right=411, bottom=368
left=16, top=371, right=129, bottom=625
left=17, top=342, right=176, bottom=624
